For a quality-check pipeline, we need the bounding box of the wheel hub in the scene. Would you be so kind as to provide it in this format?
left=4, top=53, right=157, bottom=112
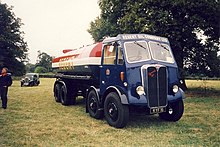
left=168, top=108, right=173, bottom=114
left=108, top=103, right=118, bottom=121
left=89, top=98, right=97, bottom=112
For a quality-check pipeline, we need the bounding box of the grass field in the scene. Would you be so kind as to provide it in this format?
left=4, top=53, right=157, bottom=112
left=0, top=79, right=219, bottom=146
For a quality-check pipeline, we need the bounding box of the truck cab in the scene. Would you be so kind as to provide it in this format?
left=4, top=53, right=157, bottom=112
left=52, top=34, right=185, bottom=128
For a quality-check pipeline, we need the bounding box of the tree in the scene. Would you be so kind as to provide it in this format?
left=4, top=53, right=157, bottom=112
left=25, top=63, right=35, bottom=73
left=0, top=3, right=28, bottom=76
left=87, top=17, right=110, bottom=42
left=34, top=66, right=47, bottom=73
left=88, top=0, right=127, bottom=41
left=88, top=0, right=220, bottom=78
left=36, top=51, right=52, bottom=72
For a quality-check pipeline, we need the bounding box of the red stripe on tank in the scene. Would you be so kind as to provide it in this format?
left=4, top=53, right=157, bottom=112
left=89, top=42, right=102, bottom=57
left=52, top=54, right=79, bottom=63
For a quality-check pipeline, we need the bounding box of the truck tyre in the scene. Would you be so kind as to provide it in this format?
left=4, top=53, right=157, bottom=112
left=104, top=92, right=129, bottom=128
left=60, top=85, right=68, bottom=105
left=159, top=100, right=184, bottom=121
left=87, top=90, right=103, bottom=119
left=54, top=83, right=61, bottom=102
left=60, top=84, right=76, bottom=106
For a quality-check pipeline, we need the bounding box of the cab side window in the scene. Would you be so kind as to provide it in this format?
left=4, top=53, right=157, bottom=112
left=103, top=45, right=116, bottom=65
left=117, top=48, right=124, bottom=65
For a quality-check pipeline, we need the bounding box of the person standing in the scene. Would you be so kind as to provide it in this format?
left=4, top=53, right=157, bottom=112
left=0, top=67, right=12, bottom=109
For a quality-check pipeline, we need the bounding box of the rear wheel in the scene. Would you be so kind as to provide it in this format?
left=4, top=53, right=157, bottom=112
left=104, top=92, right=129, bottom=128
left=54, top=83, right=61, bottom=102
left=87, top=90, right=103, bottom=119
left=159, top=100, right=184, bottom=121
left=60, top=84, right=76, bottom=106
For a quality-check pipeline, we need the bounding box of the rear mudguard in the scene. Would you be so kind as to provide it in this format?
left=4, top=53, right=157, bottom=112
left=53, top=79, right=66, bottom=93
left=86, top=86, right=101, bottom=113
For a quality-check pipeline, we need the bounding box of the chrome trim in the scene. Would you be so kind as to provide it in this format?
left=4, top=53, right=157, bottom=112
left=141, top=65, right=168, bottom=108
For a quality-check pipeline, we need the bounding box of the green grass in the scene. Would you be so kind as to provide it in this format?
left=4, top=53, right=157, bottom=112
left=0, top=79, right=219, bottom=146
left=186, top=80, right=220, bottom=97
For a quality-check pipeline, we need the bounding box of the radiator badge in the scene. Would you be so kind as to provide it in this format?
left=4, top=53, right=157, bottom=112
left=148, top=69, right=157, bottom=77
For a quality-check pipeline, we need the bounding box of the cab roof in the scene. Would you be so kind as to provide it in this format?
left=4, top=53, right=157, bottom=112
left=103, top=34, right=169, bottom=44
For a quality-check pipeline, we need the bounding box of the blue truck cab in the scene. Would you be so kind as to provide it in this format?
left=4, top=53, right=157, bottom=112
left=53, top=34, right=185, bottom=128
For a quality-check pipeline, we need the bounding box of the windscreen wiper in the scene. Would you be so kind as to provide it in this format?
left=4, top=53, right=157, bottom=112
left=134, top=41, right=147, bottom=49
left=156, top=43, right=169, bottom=51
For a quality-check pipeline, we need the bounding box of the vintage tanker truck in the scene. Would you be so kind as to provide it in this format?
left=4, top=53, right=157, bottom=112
left=52, top=34, right=185, bottom=128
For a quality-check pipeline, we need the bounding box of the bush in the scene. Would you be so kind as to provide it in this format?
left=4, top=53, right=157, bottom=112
left=34, top=66, right=47, bottom=73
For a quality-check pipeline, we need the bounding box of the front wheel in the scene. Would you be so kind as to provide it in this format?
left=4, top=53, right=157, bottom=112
left=159, top=100, right=184, bottom=121
left=87, top=90, right=103, bottom=119
left=104, top=92, right=129, bottom=128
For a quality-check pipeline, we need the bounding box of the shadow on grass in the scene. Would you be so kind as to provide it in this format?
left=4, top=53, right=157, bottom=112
left=127, top=113, right=174, bottom=128
left=70, top=97, right=180, bottom=129
left=186, top=87, right=220, bottom=97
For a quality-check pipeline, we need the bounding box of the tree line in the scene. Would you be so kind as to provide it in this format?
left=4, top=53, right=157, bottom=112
left=26, top=51, right=53, bottom=74
left=0, top=3, right=52, bottom=75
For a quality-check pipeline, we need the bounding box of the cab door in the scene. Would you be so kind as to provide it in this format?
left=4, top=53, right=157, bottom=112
left=100, top=43, right=124, bottom=95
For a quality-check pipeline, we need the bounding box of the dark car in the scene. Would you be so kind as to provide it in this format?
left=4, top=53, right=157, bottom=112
left=20, top=73, right=40, bottom=87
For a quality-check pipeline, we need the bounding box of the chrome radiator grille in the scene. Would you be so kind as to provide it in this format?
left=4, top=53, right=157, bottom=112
left=143, top=66, right=168, bottom=108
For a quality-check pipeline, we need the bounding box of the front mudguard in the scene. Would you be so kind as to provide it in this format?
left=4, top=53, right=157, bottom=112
left=167, top=88, right=185, bottom=103
left=105, top=86, right=129, bottom=105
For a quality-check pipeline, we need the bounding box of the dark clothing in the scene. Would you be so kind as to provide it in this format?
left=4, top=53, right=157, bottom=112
left=0, top=74, right=12, bottom=108
left=0, top=74, right=12, bottom=87
left=0, top=87, right=8, bottom=108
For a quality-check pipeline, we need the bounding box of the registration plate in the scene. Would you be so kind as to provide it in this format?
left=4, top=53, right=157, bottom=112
left=150, top=107, right=166, bottom=114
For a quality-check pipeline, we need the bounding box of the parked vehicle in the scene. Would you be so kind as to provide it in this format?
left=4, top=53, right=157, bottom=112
left=52, top=34, right=185, bottom=128
left=20, top=73, right=40, bottom=87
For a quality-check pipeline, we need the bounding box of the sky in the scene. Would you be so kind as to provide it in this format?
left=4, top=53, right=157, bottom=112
left=2, top=0, right=100, bottom=63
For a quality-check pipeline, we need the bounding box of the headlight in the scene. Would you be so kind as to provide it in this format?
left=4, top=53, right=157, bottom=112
left=136, top=86, right=145, bottom=95
left=173, top=85, right=179, bottom=93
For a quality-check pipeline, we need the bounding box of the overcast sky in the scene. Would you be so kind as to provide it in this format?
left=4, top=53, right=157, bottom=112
left=2, top=0, right=100, bottom=63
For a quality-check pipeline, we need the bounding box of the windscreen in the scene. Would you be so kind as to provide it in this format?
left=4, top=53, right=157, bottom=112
left=124, top=41, right=151, bottom=63
left=149, top=42, right=174, bottom=63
